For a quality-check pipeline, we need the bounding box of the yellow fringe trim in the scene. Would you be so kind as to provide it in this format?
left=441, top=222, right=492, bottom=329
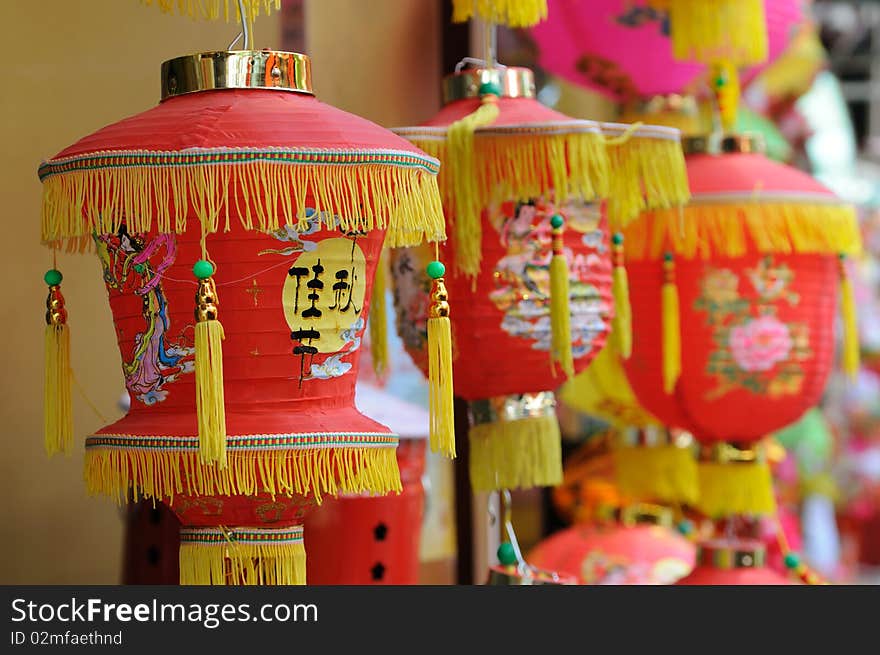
left=612, top=262, right=632, bottom=359
left=696, top=460, right=777, bottom=518
left=40, top=160, right=445, bottom=250
left=195, top=320, right=228, bottom=468
left=44, top=324, right=72, bottom=457
left=558, top=341, right=659, bottom=428
left=84, top=446, right=401, bottom=504
left=179, top=532, right=305, bottom=586
left=623, top=202, right=862, bottom=260
left=368, top=249, right=389, bottom=379
left=446, top=96, right=501, bottom=277
left=140, top=0, right=280, bottom=22
left=549, top=246, right=574, bottom=379
left=603, top=127, right=691, bottom=229
left=451, top=0, right=548, bottom=28
left=469, top=415, right=562, bottom=492
left=613, top=445, right=698, bottom=505
left=651, top=0, right=768, bottom=66
left=840, top=260, right=860, bottom=379
left=405, top=132, right=608, bottom=264
left=428, top=313, right=456, bottom=458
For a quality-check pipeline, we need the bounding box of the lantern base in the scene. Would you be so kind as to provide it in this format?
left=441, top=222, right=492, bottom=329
left=696, top=460, right=776, bottom=518
left=179, top=525, right=306, bottom=586
left=612, top=436, right=698, bottom=505
left=468, top=394, right=562, bottom=492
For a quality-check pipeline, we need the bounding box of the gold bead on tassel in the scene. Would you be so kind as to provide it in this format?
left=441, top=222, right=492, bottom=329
left=44, top=268, right=72, bottom=456
left=549, top=214, right=574, bottom=379
left=611, top=233, right=632, bottom=359
left=193, top=259, right=228, bottom=468
left=426, top=259, right=455, bottom=458
left=661, top=252, right=681, bottom=395
left=838, top=253, right=860, bottom=379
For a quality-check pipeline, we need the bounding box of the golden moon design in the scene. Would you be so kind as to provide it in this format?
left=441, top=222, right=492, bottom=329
left=282, top=237, right=367, bottom=354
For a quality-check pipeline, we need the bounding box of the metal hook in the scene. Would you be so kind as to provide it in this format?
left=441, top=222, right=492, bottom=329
left=227, top=0, right=252, bottom=50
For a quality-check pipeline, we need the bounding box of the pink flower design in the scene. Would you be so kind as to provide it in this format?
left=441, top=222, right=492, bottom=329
left=729, top=315, right=793, bottom=372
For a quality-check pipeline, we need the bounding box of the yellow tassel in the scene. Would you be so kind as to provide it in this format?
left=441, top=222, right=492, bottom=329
left=194, top=264, right=228, bottom=468
left=613, top=439, right=698, bottom=505
left=839, top=254, right=860, bottom=379
left=710, top=60, right=741, bottom=134
left=651, top=0, right=768, bottom=66
left=179, top=526, right=306, bottom=586
left=661, top=253, right=681, bottom=395
left=426, top=261, right=456, bottom=458
left=451, top=0, right=548, bottom=28
left=44, top=269, right=72, bottom=457
left=446, top=88, right=500, bottom=278
left=140, top=0, right=280, bottom=22
left=469, top=413, right=562, bottom=492
left=611, top=233, right=632, bottom=359
left=368, top=249, right=389, bottom=379
left=696, top=459, right=776, bottom=518
left=549, top=214, right=574, bottom=379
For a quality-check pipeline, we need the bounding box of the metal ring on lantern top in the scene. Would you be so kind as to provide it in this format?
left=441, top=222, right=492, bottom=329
left=696, top=539, right=767, bottom=570
left=595, top=502, right=675, bottom=529
left=681, top=132, right=766, bottom=156
left=442, top=65, right=537, bottom=102
left=698, top=442, right=766, bottom=466
left=161, top=50, right=314, bottom=100
left=468, top=392, right=557, bottom=426
left=614, top=425, right=694, bottom=450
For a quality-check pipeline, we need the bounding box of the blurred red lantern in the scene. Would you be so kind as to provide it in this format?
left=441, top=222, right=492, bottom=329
left=621, top=135, right=861, bottom=518
left=38, top=50, right=445, bottom=585
left=392, top=65, right=689, bottom=492
left=676, top=538, right=793, bottom=585
left=528, top=505, right=696, bottom=585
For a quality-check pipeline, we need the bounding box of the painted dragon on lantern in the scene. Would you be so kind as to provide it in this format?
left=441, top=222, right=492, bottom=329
left=695, top=256, right=812, bottom=400
left=93, top=226, right=194, bottom=405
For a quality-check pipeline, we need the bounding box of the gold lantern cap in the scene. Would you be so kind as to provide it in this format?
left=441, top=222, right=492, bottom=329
left=161, top=50, right=313, bottom=101
left=682, top=132, right=766, bottom=156
left=696, top=538, right=767, bottom=569
left=442, top=65, right=536, bottom=103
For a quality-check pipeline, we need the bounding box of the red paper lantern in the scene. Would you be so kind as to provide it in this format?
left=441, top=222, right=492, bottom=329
left=621, top=135, right=861, bottom=517
left=676, top=539, right=794, bottom=585
left=392, top=65, right=689, bottom=492
left=37, top=50, right=445, bottom=585
left=304, top=439, right=427, bottom=585
left=528, top=506, right=695, bottom=585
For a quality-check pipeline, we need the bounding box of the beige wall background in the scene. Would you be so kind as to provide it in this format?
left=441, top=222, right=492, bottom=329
left=0, top=0, right=439, bottom=584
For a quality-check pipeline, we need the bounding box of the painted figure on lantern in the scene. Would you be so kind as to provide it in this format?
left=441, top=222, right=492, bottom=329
left=94, top=227, right=194, bottom=405
left=489, top=199, right=607, bottom=360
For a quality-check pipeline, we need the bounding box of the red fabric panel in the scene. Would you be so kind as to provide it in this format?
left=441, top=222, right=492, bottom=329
left=420, top=96, right=587, bottom=128
left=528, top=524, right=696, bottom=585
left=624, top=254, right=837, bottom=443
left=686, top=153, right=836, bottom=197
left=94, top=219, right=389, bottom=440
left=49, top=90, right=429, bottom=160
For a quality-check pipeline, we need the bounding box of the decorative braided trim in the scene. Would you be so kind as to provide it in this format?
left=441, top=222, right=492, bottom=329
left=393, top=120, right=603, bottom=141
left=180, top=526, right=303, bottom=546
left=87, top=431, right=399, bottom=452
left=39, top=147, right=445, bottom=249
